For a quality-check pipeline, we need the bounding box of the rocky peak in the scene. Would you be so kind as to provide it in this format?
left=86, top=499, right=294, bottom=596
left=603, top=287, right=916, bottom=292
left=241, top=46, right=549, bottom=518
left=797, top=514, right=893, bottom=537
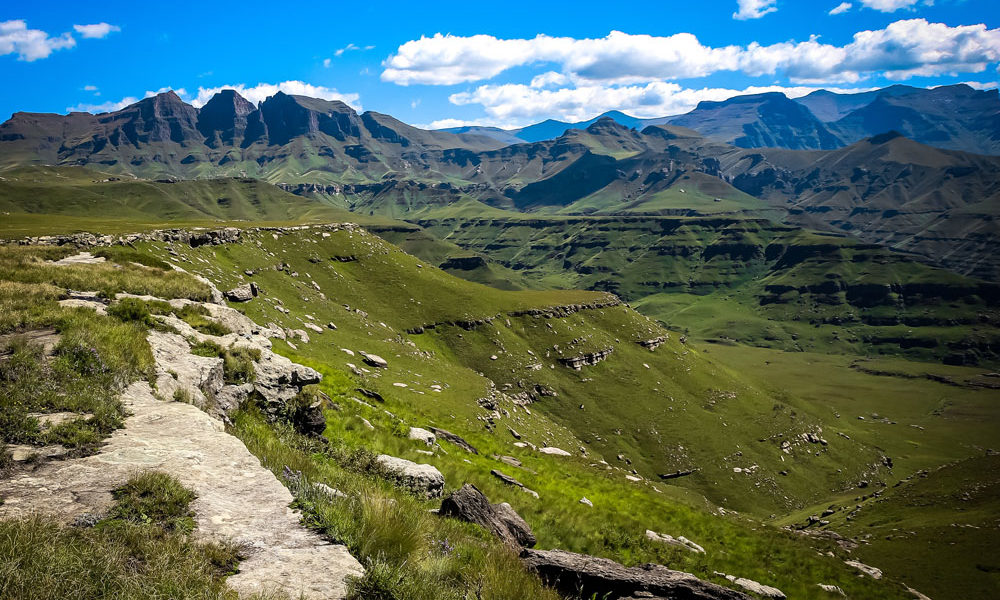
left=197, top=89, right=256, bottom=147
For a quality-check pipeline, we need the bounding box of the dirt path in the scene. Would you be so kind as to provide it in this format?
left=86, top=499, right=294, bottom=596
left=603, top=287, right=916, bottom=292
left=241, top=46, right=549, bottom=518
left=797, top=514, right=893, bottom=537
left=0, top=367, right=362, bottom=599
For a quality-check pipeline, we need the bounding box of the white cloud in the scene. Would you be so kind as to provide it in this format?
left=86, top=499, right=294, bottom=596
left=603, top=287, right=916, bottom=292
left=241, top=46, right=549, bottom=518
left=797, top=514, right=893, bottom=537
left=955, top=80, right=998, bottom=90
left=323, top=58, right=331, bottom=68
left=0, top=19, right=75, bottom=61
left=383, top=21, right=1000, bottom=87
left=860, top=0, right=921, bottom=12
left=83, top=84, right=98, bottom=92
left=189, top=81, right=361, bottom=110
left=733, top=0, right=778, bottom=20
left=72, top=23, right=120, bottom=39
left=448, top=82, right=875, bottom=127
left=829, top=2, right=853, bottom=15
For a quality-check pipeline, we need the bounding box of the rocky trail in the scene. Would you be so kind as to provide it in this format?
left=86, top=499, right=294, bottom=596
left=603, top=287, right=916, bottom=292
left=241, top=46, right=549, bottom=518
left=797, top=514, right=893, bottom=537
left=0, top=288, right=363, bottom=599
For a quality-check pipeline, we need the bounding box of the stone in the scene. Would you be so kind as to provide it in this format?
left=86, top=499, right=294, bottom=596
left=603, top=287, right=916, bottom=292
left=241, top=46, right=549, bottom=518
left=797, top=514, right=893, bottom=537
left=715, top=573, right=785, bottom=599
left=491, top=469, right=525, bottom=488
left=313, top=482, right=347, bottom=499
left=645, top=530, right=705, bottom=554
left=579, top=497, right=594, bottom=507
left=520, top=549, right=750, bottom=600
left=360, top=352, right=388, bottom=369
left=439, top=483, right=535, bottom=548
left=304, top=322, right=323, bottom=334
left=225, top=283, right=255, bottom=302
left=428, top=427, right=479, bottom=454
left=292, top=401, right=327, bottom=437
left=0, top=380, right=361, bottom=599
left=817, top=584, right=846, bottom=596
left=408, top=427, right=436, bottom=446
left=845, top=560, right=882, bottom=580
left=540, top=446, right=571, bottom=456
left=376, top=455, right=445, bottom=498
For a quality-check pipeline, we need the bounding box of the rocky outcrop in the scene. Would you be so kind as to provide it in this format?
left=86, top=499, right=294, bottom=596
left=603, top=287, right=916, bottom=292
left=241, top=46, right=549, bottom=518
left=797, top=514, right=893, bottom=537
left=638, top=336, right=668, bottom=351
left=714, top=573, right=785, bottom=599
left=645, top=530, right=705, bottom=554
left=845, top=560, right=882, bottom=579
left=376, top=455, right=445, bottom=498
left=520, top=549, right=750, bottom=600
left=439, top=484, right=535, bottom=548
left=559, top=348, right=614, bottom=370
left=225, top=283, right=256, bottom=302
left=408, top=427, right=436, bottom=446
left=427, top=427, right=479, bottom=454
left=13, top=223, right=358, bottom=249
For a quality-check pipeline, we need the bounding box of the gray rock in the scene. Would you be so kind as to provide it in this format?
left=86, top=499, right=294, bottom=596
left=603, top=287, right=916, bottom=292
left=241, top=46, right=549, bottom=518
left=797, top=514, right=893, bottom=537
left=376, top=455, right=445, bottom=498
left=360, top=352, right=388, bottom=369
left=645, top=530, right=705, bottom=554
left=845, top=560, right=882, bottom=580
left=439, top=483, right=535, bottom=548
left=408, top=427, right=436, bottom=446
left=715, top=573, right=785, bottom=599
left=520, top=549, right=750, bottom=600
left=540, top=446, right=571, bottom=456
left=579, top=497, right=594, bottom=507
left=817, top=584, right=846, bottom=596
left=428, top=427, right=479, bottom=454
left=225, top=283, right=255, bottom=302
left=491, top=469, right=525, bottom=488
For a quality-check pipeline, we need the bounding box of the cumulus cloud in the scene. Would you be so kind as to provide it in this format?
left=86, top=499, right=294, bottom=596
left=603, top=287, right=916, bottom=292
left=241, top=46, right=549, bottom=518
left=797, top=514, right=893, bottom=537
left=67, top=81, right=361, bottom=114
left=860, top=0, right=921, bottom=11
left=448, top=82, right=874, bottom=127
left=733, top=0, right=778, bottom=20
left=0, top=19, right=75, bottom=61
left=382, top=21, right=1000, bottom=87
left=73, top=23, right=120, bottom=39
left=829, top=2, right=853, bottom=15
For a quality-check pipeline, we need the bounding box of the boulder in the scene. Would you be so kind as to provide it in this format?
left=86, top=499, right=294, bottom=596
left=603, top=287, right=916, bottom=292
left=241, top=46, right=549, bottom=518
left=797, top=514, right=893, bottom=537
left=360, top=352, right=388, bottom=369
left=845, top=560, right=882, bottom=580
left=715, top=573, right=785, bottom=599
left=645, top=530, right=705, bottom=554
left=292, top=400, right=327, bottom=437
left=253, top=352, right=322, bottom=408
left=520, top=549, right=751, bottom=600
left=225, top=283, right=255, bottom=302
left=376, top=455, right=445, bottom=498
left=439, top=483, right=536, bottom=548
left=428, top=427, right=479, bottom=454
left=817, top=584, right=846, bottom=596
left=408, top=427, right=436, bottom=446
left=491, top=469, right=525, bottom=488
left=540, top=446, right=571, bottom=456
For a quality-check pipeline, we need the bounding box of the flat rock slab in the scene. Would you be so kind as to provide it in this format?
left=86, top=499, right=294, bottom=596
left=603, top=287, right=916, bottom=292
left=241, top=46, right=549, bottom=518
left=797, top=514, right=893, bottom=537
left=0, top=381, right=362, bottom=599
left=51, top=252, right=106, bottom=266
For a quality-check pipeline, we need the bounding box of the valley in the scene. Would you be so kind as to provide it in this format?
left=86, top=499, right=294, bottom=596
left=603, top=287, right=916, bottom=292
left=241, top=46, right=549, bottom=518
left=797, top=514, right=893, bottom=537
left=1, top=79, right=998, bottom=600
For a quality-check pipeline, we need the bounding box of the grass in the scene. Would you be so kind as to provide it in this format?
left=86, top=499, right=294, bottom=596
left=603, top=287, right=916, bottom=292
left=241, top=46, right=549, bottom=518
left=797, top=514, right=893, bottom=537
left=0, top=472, right=259, bottom=600
left=0, top=243, right=211, bottom=456
left=189, top=340, right=260, bottom=384
left=230, top=409, right=563, bottom=600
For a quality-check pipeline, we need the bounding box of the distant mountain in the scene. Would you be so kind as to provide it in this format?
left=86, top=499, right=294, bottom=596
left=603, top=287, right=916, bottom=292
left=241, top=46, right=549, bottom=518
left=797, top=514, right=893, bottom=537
left=439, top=84, right=1000, bottom=156
left=2, top=91, right=999, bottom=279
left=828, top=85, right=1000, bottom=155
left=0, top=90, right=506, bottom=183
left=666, top=92, right=843, bottom=150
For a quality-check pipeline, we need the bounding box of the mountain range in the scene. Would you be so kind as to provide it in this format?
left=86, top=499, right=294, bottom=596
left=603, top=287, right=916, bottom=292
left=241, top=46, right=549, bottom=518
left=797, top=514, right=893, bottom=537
left=1, top=86, right=998, bottom=282
left=444, top=84, right=1000, bottom=155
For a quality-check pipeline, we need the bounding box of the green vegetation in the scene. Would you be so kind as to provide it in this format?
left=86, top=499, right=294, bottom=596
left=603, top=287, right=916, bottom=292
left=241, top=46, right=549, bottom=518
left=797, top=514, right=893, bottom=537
left=107, top=471, right=198, bottom=533
left=189, top=339, right=260, bottom=384
left=0, top=243, right=209, bottom=456
left=0, top=472, right=256, bottom=600
left=232, top=409, right=562, bottom=600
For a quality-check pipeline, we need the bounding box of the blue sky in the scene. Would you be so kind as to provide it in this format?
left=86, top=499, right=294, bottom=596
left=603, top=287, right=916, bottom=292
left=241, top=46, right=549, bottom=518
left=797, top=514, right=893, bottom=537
left=1, top=0, right=998, bottom=129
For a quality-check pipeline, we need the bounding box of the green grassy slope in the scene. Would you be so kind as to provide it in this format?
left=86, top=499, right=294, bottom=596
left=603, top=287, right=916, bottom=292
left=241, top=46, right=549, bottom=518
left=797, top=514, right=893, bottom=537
left=413, top=216, right=1000, bottom=367
left=126, top=225, right=999, bottom=598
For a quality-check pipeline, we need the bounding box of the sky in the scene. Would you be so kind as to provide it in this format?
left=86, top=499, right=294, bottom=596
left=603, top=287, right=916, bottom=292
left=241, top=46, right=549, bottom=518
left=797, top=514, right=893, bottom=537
left=1, top=0, right=999, bottom=129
